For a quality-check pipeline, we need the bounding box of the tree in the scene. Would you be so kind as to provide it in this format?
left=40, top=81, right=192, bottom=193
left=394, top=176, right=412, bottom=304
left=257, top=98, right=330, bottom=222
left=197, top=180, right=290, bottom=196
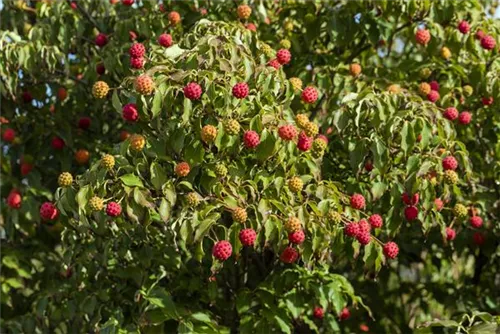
left=1, top=1, right=499, bottom=333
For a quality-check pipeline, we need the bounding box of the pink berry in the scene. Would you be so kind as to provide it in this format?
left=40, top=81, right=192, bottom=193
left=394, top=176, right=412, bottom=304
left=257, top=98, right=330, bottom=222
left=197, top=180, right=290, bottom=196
left=368, top=214, right=383, bottom=228
left=212, top=240, right=233, bottom=261
left=239, top=228, right=257, bottom=246
left=301, top=86, right=318, bottom=104
left=122, top=103, right=139, bottom=122
left=158, top=33, right=173, bottom=48
left=383, top=241, right=399, bottom=259
left=232, top=82, right=249, bottom=99
left=184, top=82, right=203, bottom=100
left=243, top=130, right=260, bottom=149
left=276, top=49, right=291, bottom=65
left=350, top=193, right=365, bottom=210
left=106, top=202, right=122, bottom=217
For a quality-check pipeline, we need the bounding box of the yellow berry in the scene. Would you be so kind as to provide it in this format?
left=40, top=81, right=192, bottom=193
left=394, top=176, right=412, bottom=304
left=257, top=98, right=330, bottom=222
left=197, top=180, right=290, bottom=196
left=284, top=216, right=302, bottom=232
left=201, top=125, right=217, bottom=144
left=129, top=134, right=146, bottom=152
left=58, top=172, right=73, bottom=187
left=289, top=77, right=303, bottom=91
left=296, top=114, right=309, bottom=129
left=232, top=207, right=247, bottom=223
left=92, top=81, right=109, bottom=99
left=288, top=176, right=303, bottom=193
left=89, top=196, right=104, bottom=211
left=101, top=154, right=115, bottom=170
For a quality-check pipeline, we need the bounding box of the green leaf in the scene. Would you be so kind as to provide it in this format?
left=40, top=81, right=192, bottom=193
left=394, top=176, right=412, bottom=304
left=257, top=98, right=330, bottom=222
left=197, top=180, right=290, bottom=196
left=151, top=90, right=162, bottom=118
left=401, top=121, right=415, bottom=155
left=371, top=182, right=387, bottom=200
left=112, top=91, right=122, bottom=114
left=150, top=162, right=167, bottom=190
left=144, top=287, right=178, bottom=320
left=159, top=198, right=170, bottom=223
left=120, top=174, right=144, bottom=188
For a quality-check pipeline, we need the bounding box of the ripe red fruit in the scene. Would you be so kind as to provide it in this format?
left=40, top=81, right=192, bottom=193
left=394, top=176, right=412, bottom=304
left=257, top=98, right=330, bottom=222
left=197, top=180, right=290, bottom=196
left=122, top=103, right=139, bottom=122
left=120, top=130, right=130, bottom=142
left=446, top=227, right=456, bottom=241
left=96, top=63, right=105, bottom=75
left=404, top=206, right=419, bottom=221
left=78, top=117, right=91, bottom=130
left=245, top=23, right=257, bottom=31
left=106, top=202, right=122, bottom=217
left=415, top=29, right=431, bottom=45
left=2, top=128, right=15, bottom=142
left=364, top=161, right=373, bottom=172
left=168, top=11, right=181, bottom=25
left=358, top=219, right=371, bottom=233
left=411, top=193, right=420, bottom=205
left=276, top=49, right=291, bottom=65
left=288, top=230, right=305, bottom=245
left=122, top=0, right=134, bottom=6
left=482, top=96, right=493, bottom=106
left=442, top=156, right=458, bottom=171
left=473, top=232, right=485, bottom=246
left=313, top=307, right=324, bottom=319
left=350, top=193, right=365, bottom=210
left=57, top=87, right=67, bottom=101
left=129, top=43, right=146, bottom=58
left=402, top=192, right=411, bottom=205
left=434, top=198, right=444, bottom=211
left=267, top=58, right=281, bottom=69
left=40, top=202, right=58, bottom=221
left=278, top=124, right=298, bottom=141
left=356, top=231, right=371, bottom=245
left=130, top=57, right=145, bottom=69
left=427, top=90, right=440, bottom=103
left=183, top=82, right=203, bottom=100
left=22, top=91, right=33, bottom=103
left=368, top=214, right=383, bottom=228
left=232, top=82, right=249, bottom=99
left=339, top=307, right=351, bottom=321
left=297, top=132, right=313, bottom=151
left=20, top=162, right=33, bottom=176
left=7, top=190, right=22, bottom=209
left=158, top=33, right=173, bottom=48
left=301, top=86, right=318, bottom=104
left=243, top=130, right=260, bottom=149
left=239, top=228, right=257, bottom=246
left=344, top=222, right=360, bottom=237
left=457, top=20, right=470, bottom=34
left=360, top=324, right=370, bottom=332
left=475, top=29, right=485, bottom=40
left=70, top=2, right=77, bottom=9
left=470, top=216, right=483, bottom=228
left=383, top=241, right=399, bottom=259
left=480, top=35, right=496, bottom=50
left=443, top=107, right=458, bottom=121
left=51, top=136, right=65, bottom=150
left=280, top=246, right=299, bottom=263
left=129, top=31, right=137, bottom=41
left=95, top=33, right=108, bottom=47
left=429, top=81, right=440, bottom=91
left=212, top=240, right=232, bottom=261
left=458, top=111, right=471, bottom=125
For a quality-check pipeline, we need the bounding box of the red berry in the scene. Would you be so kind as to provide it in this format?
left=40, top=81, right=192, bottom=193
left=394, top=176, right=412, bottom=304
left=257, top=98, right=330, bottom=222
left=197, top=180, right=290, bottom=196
left=475, top=29, right=485, bottom=40
left=411, top=193, right=420, bottom=205
left=243, top=130, right=260, bottom=149
left=239, top=228, right=257, bottom=246
left=339, top=307, right=351, bottom=321
left=358, top=219, right=371, bottom=233
left=402, top=193, right=411, bottom=205
left=364, top=161, right=373, bottom=172
left=368, top=214, right=383, bottom=228
left=7, top=190, right=22, bottom=209
left=232, top=82, right=249, bottom=99
left=40, top=202, right=58, bottom=221
left=278, top=124, right=298, bottom=141
left=458, top=20, right=470, bottom=34
left=404, top=206, right=419, bottom=221
left=427, top=90, right=440, bottom=103
left=316, top=134, right=328, bottom=144
left=106, top=202, right=122, bottom=217
left=470, top=216, right=483, bottom=228
left=442, top=156, right=458, bottom=171
left=429, top=81, right=440, bottom=91
left=446, top=227, right=456, bottom=241
left=280, top=246, right=299, bottom=263
left=267, top=58, right=281, bottom=69
left=482, top=96, right=493, bottom=106
left=130, top=56, right=144, bottom=69
left=245, top=23, right=257, bottom=31
left=20, top=162, right=33, bottom=176
left=458, top=111, right=471, bottom=125
left=70, top=2, right=77, bottom=9
left=473, top=232, right=485, bottom=246
left=78, top=117, right=91, bottom=130
left=95, top=33, right=108, bottom=47
left=383, top=241, right=399, bottom=259
left=301, top=86, right=318, bottom=104
left=356, top=231, right=371, bottom=245
left=158, top=33, right=173, bottom=48
left=480, top=35, right=496, bottom=50
left=122, top=103, right=139, bottom=122
left=2, top=128, right=15, bottom=142
left=297, top=131, right=312, bottom=151
left=122, top=0, right=134, bottom=6
left=212, top=240, right=232, bottom=261
left=350, top=193, right=365, bottom=210
left=129, top=31, right=137, bottom=41
left=360, top=324, right=370, bottom=332
left=345, top=222, right=360, bottom=237
left=443, top=107, right=458, bottom=121
left=22, top=91, right=33, bottom=103
left=313, top=307, right=324, bottom=319
left=183, top=82, right=203, bottom=100
left=129, top=43, right=146, bottom=58
left=51, top=136, right=65, bottom=150
left=415, top=29, right=431, bottom=45
left=288, top=230, right=305, bottom=245
left=96, top=63, right=105, bottom=75
left=434, top=198, right=444, bottom=211
left=276, top=49, right=291, bottom=65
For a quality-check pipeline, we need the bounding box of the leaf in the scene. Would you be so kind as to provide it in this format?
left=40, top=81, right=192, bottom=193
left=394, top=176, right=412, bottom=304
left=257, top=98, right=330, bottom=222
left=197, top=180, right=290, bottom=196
left=151, top=90, right=162, bottom=118
left=144, top=287, right=178, bottom=320
left=371, top=182, right=386, bottom=200
left=401, top=121, right=415, bottom=155
left=76, top=185, right=89, bottom=212
left=164, top=45, right=185, bottom=59
left=112, top=91, right=122, bottom=114
left=120, top=174, right=144, bottom=188
left=150, top=162, right=167, bottom=190
left=256, top=130, right=277, bottom=162
left=191, top=312, right=212, bottom=323
left=184, top=141, right=205, bottom=165
left=159, top=198, right=171, bottom=223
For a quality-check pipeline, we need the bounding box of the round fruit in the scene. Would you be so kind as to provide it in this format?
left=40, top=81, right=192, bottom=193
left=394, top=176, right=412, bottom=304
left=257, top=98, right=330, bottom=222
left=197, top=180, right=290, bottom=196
left=349, top=63, right=362, bottom=76
left=289, top=77, right=302, bottom=91
left=184, top=82, right=203, bottom=100
left=368, top=214, right=383, bottom=228
left=129, top=134, right=146, bottom=152
left=267, top=58, right=280, bottom=69
left=443, top=107, right=458, bottom=121
left=296, top=114, right=309, bottom=129
left=279, top=39, right=291, bottom=49
left=88, top=196, right=104, bottom=211
left=356, top=231, right=371, bottom=245
left=339, top=307, right=351, bottom=321
left=245, top=23, right=257, bottom=31
left=480, top=35, right=496, bottom=50
left=312, top=138, right=327, bottom=154
left=383, top=241, right=399, bottom=259
left=387, top=84, right=401, bottom=94
left=457, top=20, right=470, bottom=34
left=129, top=43, right=145, bottom=58
left=186, top=192, right=200, bottom=207
left=78, top=117, right=91, bottom=130
left=434, top=198, right=444, bottom=211
left=328, top=211, right=342, bottom=224
left=130, top=57, right=144, bottom=69
left=470, top=216, right=483, bottom=228
left=168, top=11, right=181, bottom=25
left=58, top=172, right=73, bottom=187
left=57, top=87, right=68, bottom=101
left=429, top=81, right=440, bottom=91
left=20, top=162, right=33, bottom=176
left=75, top=149, right=90, bottom=165
left=304, top=122, right=318, bottom=137
left=232, top=82, right=249, bottom=99
left=201, top=125, right=217, bottom=144
left=276, top=49, right=291, bottom=65
left=482, top=96, right=493, bottom=106
left=7, top=190, right=22, bottom=209
left=440, top=46, right=451, bottom=60
left=122, top=0, right=134, bottom=6
left=297, top=132, right=312, bottom=151
left=260, top=42, right=274, bottom=57
left=313, top=307, right=324, bottom=320
left=96, top=63, right=105, bottom=75
left=446, top=227, right=456, bottom=241
left=427, top=90, right=440, bottom=103
left=122, top=103, right=139, bottom=122
left=232, top=207, right=247, bottom=223
left=453, top=203, right=468, bottom=218
left=288, top=176, right=303, bottom=193
left=420, top=68, right=432, bottom=79
left=365, top=161, right=373, bottom=171
left=106, top=202, right=122, bottom=217
left=135, top=75, right=154, bottom=95
left=278, top=124, right=298, bottom=141
left=463, top=85, right=473, bottom=97
left=344, top=222, right=360, bottom=237
left=40, top=202, right=58, bottom=221
left=419, top=82, right=431, bottom=96
left=415, top=28, right=431, bottom=45
left=101, top=154, right=115, bottom=170
left=212, top=240, right=232, bottom=261
left=284, top=217, right=302, bottom=233
left=280, top=247, right=299, bottom=263
left=224, top=119, right=240, bottom=135
left=175, top=162, right=190, bottom=177
left=2, top=128, right=15, bottom=142
left=444, top=170, right=458, bottom=185
left=350, top=193, right=365, bottom=210
left=288, top=230, right=305, bottom=244
left=301, top=86, right=318, bottom=104
left=120, top=130, right=130, bottom=141
left=458, top=111, right=471, bottom=125
left=442, top=156, right=458, bottom=171
left=158, top=33, right=173, bottom=48
left=237, top=5, right=252, bottom=19
left=243, top=130, right=260, bottom=149
left=95, top=33, right=108, bottom=47
left=404, top=206, right=419, bottom=221
left=473, top=232, right=485, bottom=246
left=214, top=164, right=228, bottom=178
left=92, top=81, right=109, bottom=99
left=239, top=229, right=257, bottom=246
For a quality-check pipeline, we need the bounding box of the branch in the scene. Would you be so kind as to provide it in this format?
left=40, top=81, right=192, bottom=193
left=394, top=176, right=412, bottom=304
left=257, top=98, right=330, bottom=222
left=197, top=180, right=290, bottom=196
left=73, top=1, right=104, bottom=33
left=346, top=36, right=370, bottom=63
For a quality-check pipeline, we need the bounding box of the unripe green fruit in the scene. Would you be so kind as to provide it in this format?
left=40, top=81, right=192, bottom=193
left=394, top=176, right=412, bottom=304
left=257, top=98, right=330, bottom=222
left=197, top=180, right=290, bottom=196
left=58, top=172, right=73, bottom=187
left=89, top=196, right=104, bottom=211
left=224, top=119, right=240, bottom=136
left=283, top=21, right=294, bottom=31
left=259, top=42, right=274, bottom=58
left=288, top=176, right=303, bottom=193
left=444, top=170, right=458, bottom=185
left=327, top=210, right=342, bottom=224
left=453, top=204, right=468, bottom=218
left=101, top=154, right=115, bottom=170
left=420, top=68, right=432, bottom=79
left=214, top=164, right=228, bottom=178
left=304, top=122, right=319, bottom=137
left=463, top=85, right=473, bottom=97
left=311, top=138, right=327, bottom=158
left=304, top=13, right=315, bottom=23
left=279, top=39, right=291, bottom=49
left=186, top=192, right=200, bottom=207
